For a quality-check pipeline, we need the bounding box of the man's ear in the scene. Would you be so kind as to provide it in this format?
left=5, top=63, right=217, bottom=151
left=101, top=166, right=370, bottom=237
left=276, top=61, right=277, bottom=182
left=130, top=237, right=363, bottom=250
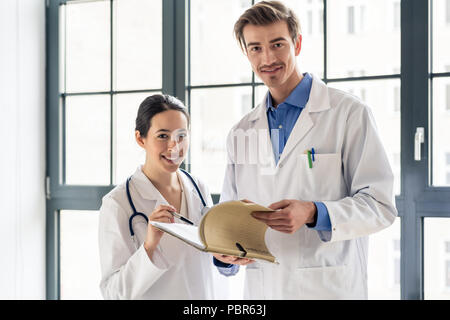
left=135, top=130, right=145, bottom=148
left=295, top=34, right=302, bottom=56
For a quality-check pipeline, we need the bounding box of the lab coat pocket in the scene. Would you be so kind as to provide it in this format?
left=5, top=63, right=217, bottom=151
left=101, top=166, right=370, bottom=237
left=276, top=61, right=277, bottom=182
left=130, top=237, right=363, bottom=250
left=244, top=267, right=264, bottom=300
left=297, top=153, right=343, bottom=201
left=290, top=265, right=349, bottom=300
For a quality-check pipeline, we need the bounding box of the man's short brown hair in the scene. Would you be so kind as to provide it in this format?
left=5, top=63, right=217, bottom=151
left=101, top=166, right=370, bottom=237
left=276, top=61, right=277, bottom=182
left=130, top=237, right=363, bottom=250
left=233, top=1, right=301, bottom=51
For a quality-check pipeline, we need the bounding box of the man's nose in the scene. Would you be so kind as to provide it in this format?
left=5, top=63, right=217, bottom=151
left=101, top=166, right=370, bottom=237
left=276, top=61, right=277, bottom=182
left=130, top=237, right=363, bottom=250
left=261, top=48, right=277, bottom=65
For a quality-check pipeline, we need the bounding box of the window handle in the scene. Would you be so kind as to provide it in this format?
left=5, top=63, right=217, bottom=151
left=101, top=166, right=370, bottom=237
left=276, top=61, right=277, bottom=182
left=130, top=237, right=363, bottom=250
left=414, top=127, right=424, bottom=161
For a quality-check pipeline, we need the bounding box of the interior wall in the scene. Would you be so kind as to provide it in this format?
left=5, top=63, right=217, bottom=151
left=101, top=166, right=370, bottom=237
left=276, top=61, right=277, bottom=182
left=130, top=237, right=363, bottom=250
left=0, top=0, right=46, bottom=299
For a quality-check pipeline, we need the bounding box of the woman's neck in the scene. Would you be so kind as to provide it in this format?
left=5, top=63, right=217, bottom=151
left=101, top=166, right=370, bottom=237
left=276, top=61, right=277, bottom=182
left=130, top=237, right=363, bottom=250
left=142, top=162, right=179, bottom=191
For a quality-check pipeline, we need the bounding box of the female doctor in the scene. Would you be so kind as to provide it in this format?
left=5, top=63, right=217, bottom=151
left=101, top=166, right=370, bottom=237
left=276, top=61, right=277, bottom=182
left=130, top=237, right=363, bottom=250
left=98, top=94, right=217, bottom=299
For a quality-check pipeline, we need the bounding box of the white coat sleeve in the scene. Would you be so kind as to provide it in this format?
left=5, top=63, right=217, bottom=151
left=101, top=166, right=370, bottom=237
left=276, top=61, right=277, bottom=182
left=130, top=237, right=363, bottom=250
left=320, top=104, right=398, bottom=242
left=98, top=196, right=168, bottom=299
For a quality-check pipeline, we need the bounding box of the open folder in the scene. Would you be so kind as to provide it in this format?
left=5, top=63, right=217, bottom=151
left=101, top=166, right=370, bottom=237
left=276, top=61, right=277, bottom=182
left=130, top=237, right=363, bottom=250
left=150, top=200, right=278, bottom=263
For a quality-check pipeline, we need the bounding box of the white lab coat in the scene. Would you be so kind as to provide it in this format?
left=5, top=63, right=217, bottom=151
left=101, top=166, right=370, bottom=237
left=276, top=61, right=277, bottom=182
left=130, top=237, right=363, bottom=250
left=220, top=74, right=398, bottom=299
left=98, top=166, right=217, bottom=300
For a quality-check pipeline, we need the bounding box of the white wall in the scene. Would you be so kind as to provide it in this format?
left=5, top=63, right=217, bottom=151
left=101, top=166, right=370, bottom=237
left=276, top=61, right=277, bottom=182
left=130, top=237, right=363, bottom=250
left=0, top=0, right=46, bottom=299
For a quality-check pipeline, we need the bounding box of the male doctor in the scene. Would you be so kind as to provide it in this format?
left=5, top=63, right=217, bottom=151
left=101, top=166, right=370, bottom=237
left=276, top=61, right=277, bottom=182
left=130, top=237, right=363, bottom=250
left=213, top=1, right=398, bottom=299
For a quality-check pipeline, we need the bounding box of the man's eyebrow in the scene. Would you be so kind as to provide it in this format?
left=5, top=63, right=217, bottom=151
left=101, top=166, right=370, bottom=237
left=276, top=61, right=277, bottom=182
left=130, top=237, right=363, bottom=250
left=269, top=37, right=288, bottom=43
left=246, top=41, right=261, bottom=47
left=246, top=37, right=288, bottom=47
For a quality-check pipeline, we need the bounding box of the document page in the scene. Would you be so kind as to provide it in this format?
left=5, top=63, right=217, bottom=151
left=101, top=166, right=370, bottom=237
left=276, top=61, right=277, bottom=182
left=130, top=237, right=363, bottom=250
left=149, top=222, right=205, bottom=250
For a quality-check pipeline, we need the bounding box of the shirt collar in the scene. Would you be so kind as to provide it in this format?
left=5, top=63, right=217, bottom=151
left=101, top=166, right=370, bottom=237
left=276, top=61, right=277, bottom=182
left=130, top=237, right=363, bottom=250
left=266, top=72, right=313, bottom=111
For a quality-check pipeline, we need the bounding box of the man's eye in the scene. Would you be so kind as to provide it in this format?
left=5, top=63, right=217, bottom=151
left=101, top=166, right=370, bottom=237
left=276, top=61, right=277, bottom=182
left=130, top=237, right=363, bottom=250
left=250, top=46, right=261, bottom=52
left=274, top=43, right=283, bottom=48
left=157, top=134, right=168, bottom=139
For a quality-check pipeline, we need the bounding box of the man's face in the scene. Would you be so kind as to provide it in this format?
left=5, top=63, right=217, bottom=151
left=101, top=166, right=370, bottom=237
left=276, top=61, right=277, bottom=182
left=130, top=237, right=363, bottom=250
left=242, top=21, right=301, bottom=90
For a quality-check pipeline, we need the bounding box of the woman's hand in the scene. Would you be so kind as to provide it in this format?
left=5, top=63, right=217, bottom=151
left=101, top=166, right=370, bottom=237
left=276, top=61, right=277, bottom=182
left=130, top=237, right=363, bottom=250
left=144, top=204, right=175, bottom=258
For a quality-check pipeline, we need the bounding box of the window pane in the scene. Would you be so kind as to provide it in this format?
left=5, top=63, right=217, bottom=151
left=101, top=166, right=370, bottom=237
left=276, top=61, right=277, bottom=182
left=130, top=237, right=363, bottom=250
left=281, top=0, right=324, bottom=78
left=114, top=0, right=162, bottom=91
left=330, top=79, right=401, bottom=195
left=432, top=78, right=450, bottom=186
left=64, top=1, right=110, bottom=93
left=368, top=218, right=401, bottom=299
left=114, top=93, right=154, bottom=184
left=60, top=210, right=102, bottom=300
left=65, top=95, right=110, bottom=185
left=327, top=0, right=400, bottom=78
left=255, top=84, right=269, bottom=106
left=432, top=0, right=450, bottom=73
left=425, top=218, right=450, bottom=300
left=190, top=0, right=252, bottom=86
left=190, top=87, right=253, bottom=193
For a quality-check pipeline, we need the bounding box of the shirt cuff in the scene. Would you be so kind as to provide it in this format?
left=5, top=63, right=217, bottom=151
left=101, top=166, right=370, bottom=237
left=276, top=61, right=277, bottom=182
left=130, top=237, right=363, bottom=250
left=213, top=256, right=233, bottom=268
left=309, top=202, right=332, bottom=231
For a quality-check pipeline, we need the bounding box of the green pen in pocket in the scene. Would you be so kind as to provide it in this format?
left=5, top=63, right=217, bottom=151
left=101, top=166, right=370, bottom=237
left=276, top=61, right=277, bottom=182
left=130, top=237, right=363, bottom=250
left=307, top=150, right=313, bottom=168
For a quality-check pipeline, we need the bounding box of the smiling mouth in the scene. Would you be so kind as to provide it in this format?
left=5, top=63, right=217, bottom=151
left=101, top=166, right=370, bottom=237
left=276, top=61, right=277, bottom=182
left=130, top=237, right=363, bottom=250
left=260, top=65, right=283, bottom=74
left=162, top=154, right=183, bottom=164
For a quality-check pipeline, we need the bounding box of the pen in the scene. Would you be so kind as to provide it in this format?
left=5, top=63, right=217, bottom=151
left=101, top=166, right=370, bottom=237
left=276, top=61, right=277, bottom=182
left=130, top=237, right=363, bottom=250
left=170, top=211, right=194, bottom=225
left=307, top=150, right=313, bottom=168
left=311, top=148, right=315, bottom=162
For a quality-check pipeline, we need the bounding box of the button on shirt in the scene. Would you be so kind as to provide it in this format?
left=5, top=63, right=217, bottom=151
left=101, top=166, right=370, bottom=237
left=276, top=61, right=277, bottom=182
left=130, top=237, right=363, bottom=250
left=266, top=73, right=331, bottom=232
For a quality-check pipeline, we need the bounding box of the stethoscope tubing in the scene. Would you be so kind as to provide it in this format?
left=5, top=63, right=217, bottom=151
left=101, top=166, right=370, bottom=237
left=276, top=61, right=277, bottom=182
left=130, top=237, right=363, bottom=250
left=126, top=169, right=206, bottom=239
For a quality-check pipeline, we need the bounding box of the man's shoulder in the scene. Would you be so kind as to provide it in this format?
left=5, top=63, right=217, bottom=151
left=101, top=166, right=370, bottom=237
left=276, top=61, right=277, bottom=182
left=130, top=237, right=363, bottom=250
left=228, top=105, right=263, bottom=132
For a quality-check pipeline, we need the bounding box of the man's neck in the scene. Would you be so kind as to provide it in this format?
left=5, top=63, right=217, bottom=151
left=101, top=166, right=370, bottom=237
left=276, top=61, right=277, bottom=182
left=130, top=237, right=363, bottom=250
left=269, top=70, right=303, bottom=107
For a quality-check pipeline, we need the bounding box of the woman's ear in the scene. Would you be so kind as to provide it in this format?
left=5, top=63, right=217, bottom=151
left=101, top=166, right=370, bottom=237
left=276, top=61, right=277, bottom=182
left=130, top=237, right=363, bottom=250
left=135, top=130, right=146, bottom=148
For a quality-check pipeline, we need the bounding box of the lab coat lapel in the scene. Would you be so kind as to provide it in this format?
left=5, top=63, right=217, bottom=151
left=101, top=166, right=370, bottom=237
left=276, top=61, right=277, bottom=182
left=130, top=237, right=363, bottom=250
left=248, top=92, right=277, bottom=170
left=278, top=75, right=331, bottom=166
left=131, top=166, right=168, bottom=208
left=178, top=170, right=203, bottom=224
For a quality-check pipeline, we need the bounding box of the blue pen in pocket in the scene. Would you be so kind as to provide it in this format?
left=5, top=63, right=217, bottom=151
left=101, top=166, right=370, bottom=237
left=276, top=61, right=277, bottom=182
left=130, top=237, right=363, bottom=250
left=311, top=148, right=315, bottom=162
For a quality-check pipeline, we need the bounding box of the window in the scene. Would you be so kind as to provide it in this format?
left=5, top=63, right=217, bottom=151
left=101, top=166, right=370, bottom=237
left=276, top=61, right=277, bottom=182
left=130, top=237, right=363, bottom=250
left=47, top=0, right=164, bottom=299
left=347, top=6, right=355, bottom=34
left=446, top=153, right=450, bottom=185
left=307, top=10, right=313, bottom=34
left=394, top=1, right=401, bottom=30
left=393, top=239, right=401, bottom=286
left=425, top=219, right=450, bottom=299
left=446, top=84, right=450, bottom=111
left=394, top=86, right=401, bottom=112
left=447, top=0, right=450, bottom=24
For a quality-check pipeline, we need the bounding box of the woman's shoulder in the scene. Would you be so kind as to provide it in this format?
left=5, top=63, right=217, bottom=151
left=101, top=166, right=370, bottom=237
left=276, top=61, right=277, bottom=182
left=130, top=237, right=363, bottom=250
left=100, top=182, right=128, bottom=213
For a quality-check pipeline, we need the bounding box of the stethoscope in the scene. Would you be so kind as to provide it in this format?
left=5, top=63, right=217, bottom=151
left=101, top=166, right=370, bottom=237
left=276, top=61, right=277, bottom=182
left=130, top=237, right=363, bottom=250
left=126, top=168, right=207, bottom=248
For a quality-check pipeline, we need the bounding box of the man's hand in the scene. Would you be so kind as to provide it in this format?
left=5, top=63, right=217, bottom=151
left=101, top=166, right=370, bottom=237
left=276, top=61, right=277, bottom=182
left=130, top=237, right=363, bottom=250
left=251, top=199, right=317, bottom=234
left=213, top=253, right=254, bottom=266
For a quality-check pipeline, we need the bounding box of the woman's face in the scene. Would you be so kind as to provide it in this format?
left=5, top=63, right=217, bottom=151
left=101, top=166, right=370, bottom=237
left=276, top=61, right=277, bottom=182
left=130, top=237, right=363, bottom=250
left=136, top=109, right=189, bottom=173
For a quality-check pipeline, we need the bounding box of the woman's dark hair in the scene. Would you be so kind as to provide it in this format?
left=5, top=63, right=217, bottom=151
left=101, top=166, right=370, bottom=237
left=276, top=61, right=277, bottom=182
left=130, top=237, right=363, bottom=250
left=135, top=94, right=190, bottom=138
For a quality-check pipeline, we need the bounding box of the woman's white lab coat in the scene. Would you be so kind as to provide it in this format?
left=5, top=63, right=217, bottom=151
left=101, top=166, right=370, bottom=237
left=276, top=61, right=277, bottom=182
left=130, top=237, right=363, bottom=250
left=98, top=166, right=216, bottom=300
left=220, top=74, right=398, bottom=299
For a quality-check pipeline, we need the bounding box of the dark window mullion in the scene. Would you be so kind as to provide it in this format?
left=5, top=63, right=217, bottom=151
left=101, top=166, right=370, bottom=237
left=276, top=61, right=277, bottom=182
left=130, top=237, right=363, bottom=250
left=110, top=0, right=114, bottom=186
